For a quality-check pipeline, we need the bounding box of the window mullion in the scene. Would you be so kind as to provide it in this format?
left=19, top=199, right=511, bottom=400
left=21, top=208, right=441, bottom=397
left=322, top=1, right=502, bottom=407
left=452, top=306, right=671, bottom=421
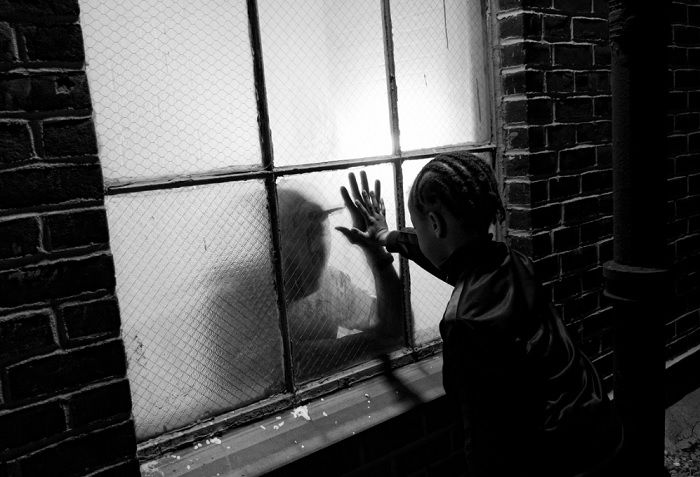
left=248, top=0, right=296, bottom=392
left=381, top=0, right=414, bottom=349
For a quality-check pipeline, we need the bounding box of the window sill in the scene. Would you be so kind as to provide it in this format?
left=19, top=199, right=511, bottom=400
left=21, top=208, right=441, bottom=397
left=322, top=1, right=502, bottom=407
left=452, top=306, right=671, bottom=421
left=140, top=353, right=445, bottom=477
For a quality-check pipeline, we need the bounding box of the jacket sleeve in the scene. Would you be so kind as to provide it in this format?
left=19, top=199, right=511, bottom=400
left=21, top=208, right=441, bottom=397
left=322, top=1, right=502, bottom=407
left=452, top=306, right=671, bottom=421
left=385, top=228, right=448, bottom=283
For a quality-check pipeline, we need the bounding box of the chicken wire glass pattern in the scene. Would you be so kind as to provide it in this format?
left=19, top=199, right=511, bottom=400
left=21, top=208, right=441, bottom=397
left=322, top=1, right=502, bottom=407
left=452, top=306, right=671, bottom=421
left=277, top=165, right=400, bottom=381
left=80, top=0, right=261, bottom=182
left=392, top=0, right=490, bottom=151
left=259, top=0, right=392, bottom=166
left=402, top=158, right=454, bottom=344
left=105, top=181, right=284, bottom=440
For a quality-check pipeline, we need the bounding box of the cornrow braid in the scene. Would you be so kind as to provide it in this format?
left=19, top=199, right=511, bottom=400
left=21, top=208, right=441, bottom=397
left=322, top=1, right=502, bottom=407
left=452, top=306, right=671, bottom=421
left=409, top=152, right=505, bottom=230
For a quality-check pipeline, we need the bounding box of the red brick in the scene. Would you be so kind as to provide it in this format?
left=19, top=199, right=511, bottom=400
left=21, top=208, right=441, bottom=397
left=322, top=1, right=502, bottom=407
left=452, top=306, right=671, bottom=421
left=67, top=379, right=132, bottom=429
left=577, top=121, right=611, bottom=144
left=0, top=121, right=33, bottom=165
left=674, top=25, right=700, bottom=47
left=594, top=45, right=611, bottom=66
left=508, top=203, right=561, bottom=230
left=0, top=0, right=80, bottom=21
left=0, top=216, right=41, bottom=259
left=547, top=124, right=576, bottom=148
left=42, top=118, right=98, bottom=157
left=562, top=196, right=599, bottom=225
left=504, top=151, right=558, bottom=177
left=543, top=14, right=570, bottom=42
left=503, top=70, right=545, bottom=95
left=4, top=340, right=127, bottom=402
left=575, top=71, right=610, bottom=93
left=501, top=42, right=551, bottom=68
left=552, top=275, right=581, bottom=301
left=0, top=255, right=115, bottom=308
left=560, top=244, right=598, bottom=274
left=552, top=225, right=579, bottom=252
left=0, top=310, right=57, bottom=364
left=546, top=70, right=575, bottom=93
left=553, top=0, right=591, bottom=14
left=16, top=421, right=136, bottom=477
left=0, top=164, right=103, bottom=211
left=0, top=74, right=90, bottom=112
left=559, top=146, right=596, bottom=172
left=0, top=400, right=66, bottom=451
left=554, top=44, right=593, bottom=68
left=581, top=169, right=612, bottom=193
left=0, top=22, right=16, bottom=62
left=19, top=25, right=84, bottom=63
left=59, top=297, right=120, bottom=344
left=555, top=97, right=593, bottom=122
left=43, top=209, right=108, bottom=251
left=572, top=18, right=609, bottom=43
left=499, top=12, right=542, bottom=40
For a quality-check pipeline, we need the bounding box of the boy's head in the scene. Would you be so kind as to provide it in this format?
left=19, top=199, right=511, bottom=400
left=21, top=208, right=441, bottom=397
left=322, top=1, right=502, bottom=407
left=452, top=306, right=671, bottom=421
left=407, top=152, right=504, bottom=267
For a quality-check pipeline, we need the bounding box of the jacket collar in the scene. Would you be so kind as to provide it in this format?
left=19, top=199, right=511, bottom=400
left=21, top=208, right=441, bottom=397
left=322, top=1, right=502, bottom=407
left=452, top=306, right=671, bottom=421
left=438, top=235, right=506, bottom=284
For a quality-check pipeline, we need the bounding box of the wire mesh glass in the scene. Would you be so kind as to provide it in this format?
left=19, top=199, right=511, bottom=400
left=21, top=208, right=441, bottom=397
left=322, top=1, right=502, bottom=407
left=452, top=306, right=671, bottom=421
left=259, top=0, right=392, bottom=166
left=401, top=158, right=454, bottom=344
left=105, top=181, right=284, bottom=440
left=392, top=0, right=490, bottom=151
left=80, top=0, right=261, bottom=182
left=276, top=165, right=400, bottom=381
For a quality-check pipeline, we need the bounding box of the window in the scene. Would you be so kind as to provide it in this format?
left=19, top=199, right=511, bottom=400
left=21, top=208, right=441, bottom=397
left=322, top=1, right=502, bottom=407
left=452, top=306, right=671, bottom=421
left=80, top=0, right=493, bottom=447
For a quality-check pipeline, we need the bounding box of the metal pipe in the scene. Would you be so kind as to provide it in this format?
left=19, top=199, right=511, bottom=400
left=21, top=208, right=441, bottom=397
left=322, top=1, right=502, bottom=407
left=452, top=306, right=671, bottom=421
left=603, top=1, right=671, bottom=474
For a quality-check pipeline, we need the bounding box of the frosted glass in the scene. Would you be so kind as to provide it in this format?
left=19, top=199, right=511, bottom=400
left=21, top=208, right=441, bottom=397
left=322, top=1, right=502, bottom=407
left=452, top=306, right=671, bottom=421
left=106, top=181, right=283, bottom=440
left=393, top=0, right=490, bottom=151
left=80, top=0, right=261, bottom=181
left=402, top=158, right=454, bottom=344
left=259, top=0, right=392, bottom=165
left=277, top=164, right=399, bottom=379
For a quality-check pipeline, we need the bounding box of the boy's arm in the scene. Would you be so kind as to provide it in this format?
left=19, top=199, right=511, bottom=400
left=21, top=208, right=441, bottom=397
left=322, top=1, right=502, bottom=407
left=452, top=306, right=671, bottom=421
left=385, top=228, right=448, bottom=282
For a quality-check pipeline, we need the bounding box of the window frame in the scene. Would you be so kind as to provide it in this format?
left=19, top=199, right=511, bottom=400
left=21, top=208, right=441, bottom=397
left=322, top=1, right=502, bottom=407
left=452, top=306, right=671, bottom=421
left=98, top=0, right=498, bottom=459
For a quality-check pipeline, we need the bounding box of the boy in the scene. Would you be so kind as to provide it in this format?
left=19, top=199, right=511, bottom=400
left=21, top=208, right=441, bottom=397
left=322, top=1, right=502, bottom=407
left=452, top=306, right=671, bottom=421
left=340, top=153, right=622, bottom=476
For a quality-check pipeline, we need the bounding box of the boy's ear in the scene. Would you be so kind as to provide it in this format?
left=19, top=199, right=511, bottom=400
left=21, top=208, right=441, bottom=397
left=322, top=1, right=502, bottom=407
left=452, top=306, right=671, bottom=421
left=427, top=211, right=447, bottom=239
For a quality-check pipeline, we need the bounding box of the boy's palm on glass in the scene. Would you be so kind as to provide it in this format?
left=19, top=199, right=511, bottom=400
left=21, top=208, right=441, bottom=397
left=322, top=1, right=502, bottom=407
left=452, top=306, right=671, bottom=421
left=337, top=171, right=390, bottom=249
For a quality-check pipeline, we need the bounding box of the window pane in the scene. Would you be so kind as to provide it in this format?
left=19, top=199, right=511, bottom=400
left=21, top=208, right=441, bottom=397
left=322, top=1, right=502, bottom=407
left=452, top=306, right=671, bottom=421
left=402, top=158, right=453, bottom=344
left=106, top=181, right=283, bottom=440
left=260, top=0, right=392, bottom=166
left=80, top=0, right=261, bottom=182
left=276, top=165, right=400, bottom=381
left=392, top=0, right=490, bottom=151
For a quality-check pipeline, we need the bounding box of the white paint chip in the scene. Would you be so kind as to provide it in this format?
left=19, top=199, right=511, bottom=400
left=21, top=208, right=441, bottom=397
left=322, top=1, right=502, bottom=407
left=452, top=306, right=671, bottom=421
left=291, top=405, right=310, bottom=421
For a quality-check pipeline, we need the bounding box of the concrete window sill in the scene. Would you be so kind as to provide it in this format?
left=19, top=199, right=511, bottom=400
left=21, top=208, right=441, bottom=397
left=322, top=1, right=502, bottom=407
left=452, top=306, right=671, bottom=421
left=141, top=354, right=446, bottom=477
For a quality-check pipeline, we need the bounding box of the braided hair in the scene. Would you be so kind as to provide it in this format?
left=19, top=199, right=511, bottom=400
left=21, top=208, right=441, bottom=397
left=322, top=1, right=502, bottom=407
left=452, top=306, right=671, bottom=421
left=408, top=152, right=505, bottom=232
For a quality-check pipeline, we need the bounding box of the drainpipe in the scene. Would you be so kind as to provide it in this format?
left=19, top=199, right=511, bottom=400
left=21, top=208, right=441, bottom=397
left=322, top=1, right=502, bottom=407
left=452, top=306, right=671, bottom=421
left=603, top=0, right=671, bottom=474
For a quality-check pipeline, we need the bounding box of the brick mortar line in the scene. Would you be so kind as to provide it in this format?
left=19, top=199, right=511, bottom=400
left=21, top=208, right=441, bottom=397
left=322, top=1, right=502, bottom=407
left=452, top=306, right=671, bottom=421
left=0, top=248, right=112, bottom=272
left=0, top=205, right=106, bottom=224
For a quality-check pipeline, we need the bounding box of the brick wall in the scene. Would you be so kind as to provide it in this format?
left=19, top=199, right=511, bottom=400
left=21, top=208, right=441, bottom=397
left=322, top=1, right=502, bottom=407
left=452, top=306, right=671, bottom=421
left=265, top=395, right=467, bottom=477
left=496, top=0, right=615, bottom=384
left=0, top=1, right=138, bottom=476
left=665, top=0, right=700, bottom=359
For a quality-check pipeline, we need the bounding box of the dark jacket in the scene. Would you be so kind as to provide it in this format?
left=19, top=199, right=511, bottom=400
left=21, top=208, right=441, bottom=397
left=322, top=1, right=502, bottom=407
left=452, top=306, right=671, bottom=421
left=387, top=229, right=622, bottom=477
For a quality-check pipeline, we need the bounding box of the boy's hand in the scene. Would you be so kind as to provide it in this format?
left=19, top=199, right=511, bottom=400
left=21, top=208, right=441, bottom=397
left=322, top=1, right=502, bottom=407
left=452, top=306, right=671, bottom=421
left=336, top=171, right=390, bottom=249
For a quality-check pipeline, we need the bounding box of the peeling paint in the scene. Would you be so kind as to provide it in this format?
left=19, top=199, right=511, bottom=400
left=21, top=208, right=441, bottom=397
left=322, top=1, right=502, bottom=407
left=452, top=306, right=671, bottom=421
left=291, top=405, right=310, bottom=421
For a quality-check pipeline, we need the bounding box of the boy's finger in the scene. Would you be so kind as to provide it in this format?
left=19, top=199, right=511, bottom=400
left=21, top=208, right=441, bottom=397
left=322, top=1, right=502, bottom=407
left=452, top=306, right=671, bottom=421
left=348, top=172, right=362, bottom=203
left=355, top=199, right=371, bottom=221
left=362, top=190, right=375, bottom=213
left=380, top=197, right=386, bottom=215
left=369, top=190, right=379, bottom=211
left=374, top=179, right=381, bottom=202
left=360, top=170, right=370, bottom=196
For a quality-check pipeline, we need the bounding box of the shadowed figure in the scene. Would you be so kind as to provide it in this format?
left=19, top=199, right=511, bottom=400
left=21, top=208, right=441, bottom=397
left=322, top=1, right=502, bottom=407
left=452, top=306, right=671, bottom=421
left=277, top=183, right=403, bottom=380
